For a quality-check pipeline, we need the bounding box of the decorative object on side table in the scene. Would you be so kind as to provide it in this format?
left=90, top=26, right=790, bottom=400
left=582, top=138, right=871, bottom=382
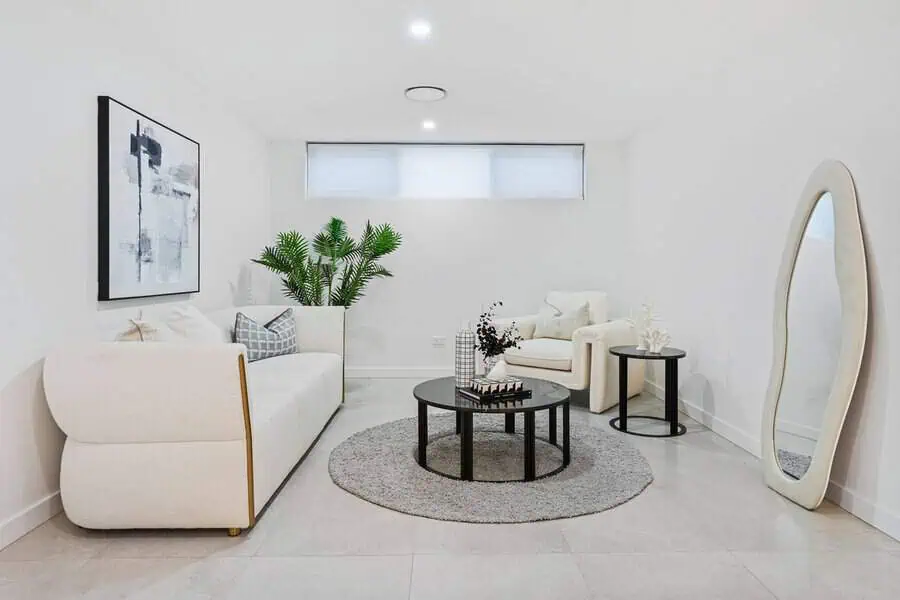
left=626, top=302, right=670, bottom=354
left=475, top=301, right=523, bottom=375
left=642, top=327, right=671, bottom=354
left=454, top=325, right=476, bottom=388
left=609, top=345, right=687, bottom=437
left=98, top=96, right=200, bottom=301
left=254, top=217, right=402, bottom=307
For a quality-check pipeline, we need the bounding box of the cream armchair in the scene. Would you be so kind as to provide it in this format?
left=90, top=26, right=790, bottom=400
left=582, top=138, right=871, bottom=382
left=495, top=291, right=644, bottom=413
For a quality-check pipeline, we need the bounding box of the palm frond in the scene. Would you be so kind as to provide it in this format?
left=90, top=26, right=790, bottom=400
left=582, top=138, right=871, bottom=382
left=261, top=218, right=402, bottom=307
left=276, top=230, right=309, bottom=262
left=371, top=265, right=393, bottom=278
left=253, top=246, right=292, bottom=275
left=368, top=223, right=403, bottom=258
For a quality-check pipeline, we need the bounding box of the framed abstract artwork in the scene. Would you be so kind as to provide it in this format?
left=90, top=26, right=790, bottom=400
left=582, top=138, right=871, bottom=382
left=98, top=96, right=200, bottom=301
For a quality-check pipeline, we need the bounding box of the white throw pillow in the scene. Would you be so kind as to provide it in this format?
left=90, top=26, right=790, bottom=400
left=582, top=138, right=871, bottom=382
left=163, top=305, right=223, bottom=343
left=533, top=302, right=590, bottom=341
left=115, top=305, right=222, bottom=344
left=116, top=318, right=176, bottom=342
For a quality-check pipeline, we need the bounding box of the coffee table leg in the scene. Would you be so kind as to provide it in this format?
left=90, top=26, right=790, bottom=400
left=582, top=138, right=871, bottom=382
left=505, top=413, right=515, bottom=434
left=417, top=402, right=428, bottom=467
left=456, top=411, right=462, bottom=435
left=548, top=406, right=557, bottom=445
left=524, top=411, right=536, bottom=481
left=563, top=402, right=570, bottom=466
left=460, top=412, right=474, bottom=481
left=618, top=355, right=628, bottom=432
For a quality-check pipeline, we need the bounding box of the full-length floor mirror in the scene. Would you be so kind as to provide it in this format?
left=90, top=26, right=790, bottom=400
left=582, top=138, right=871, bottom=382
left=761, top=160, right=868, bottom=509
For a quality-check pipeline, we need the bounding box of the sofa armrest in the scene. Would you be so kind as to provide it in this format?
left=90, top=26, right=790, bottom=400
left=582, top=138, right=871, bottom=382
left=492, top=314, right=539, bottom=340
left=44, top=343, right=250, bottom=444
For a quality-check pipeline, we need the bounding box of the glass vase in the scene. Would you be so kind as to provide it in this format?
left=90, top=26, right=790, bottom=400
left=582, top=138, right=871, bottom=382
left=482, top=355, right=499, bottom=377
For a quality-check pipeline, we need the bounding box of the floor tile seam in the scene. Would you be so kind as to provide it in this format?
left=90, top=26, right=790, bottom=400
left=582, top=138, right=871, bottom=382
left=728, top=550, right=780, bottom=600
left=407, top=554, right=415, bottom=600
left=250, top=551, right=415, bottom=558
left=410, top=548, right=572, bottom=556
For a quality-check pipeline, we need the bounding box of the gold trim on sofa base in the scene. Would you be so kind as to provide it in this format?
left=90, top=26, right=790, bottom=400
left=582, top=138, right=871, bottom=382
left=238, top=355, right=256, bottom=529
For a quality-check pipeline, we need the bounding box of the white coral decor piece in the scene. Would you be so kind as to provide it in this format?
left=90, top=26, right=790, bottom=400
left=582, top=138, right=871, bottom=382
left=626, top=303, right=660, bottom=351
left=642, top=327, right=671, bottom=354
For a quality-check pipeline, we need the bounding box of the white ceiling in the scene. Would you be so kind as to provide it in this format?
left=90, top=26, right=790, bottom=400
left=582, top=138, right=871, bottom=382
left=84, top=0, right=823, bottom=142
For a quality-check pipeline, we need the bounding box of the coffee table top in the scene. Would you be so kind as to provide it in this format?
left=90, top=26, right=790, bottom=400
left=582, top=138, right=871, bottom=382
left=609, top=345, right=687, bottom=360
left=414, top=376, right=570, bottom=414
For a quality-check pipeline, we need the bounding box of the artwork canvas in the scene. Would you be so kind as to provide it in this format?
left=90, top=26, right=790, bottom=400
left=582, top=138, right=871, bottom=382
left=98, top=96, right=200, bottom=300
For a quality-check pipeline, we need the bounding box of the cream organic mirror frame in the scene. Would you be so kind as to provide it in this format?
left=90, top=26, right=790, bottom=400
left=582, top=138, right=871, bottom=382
left=762, top=160, right=868, bottom=509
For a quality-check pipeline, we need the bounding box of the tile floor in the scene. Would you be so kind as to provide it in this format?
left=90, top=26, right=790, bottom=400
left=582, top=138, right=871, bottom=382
left=1, top=378, right=898, bottom=599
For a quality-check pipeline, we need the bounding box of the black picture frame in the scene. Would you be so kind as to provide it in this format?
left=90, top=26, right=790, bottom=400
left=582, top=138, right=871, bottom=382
left=98, top=96, right=201, bottom=301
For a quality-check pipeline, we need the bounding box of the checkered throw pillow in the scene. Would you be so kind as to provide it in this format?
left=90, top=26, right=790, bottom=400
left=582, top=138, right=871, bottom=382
left=234, top=309, right=298, bottom=362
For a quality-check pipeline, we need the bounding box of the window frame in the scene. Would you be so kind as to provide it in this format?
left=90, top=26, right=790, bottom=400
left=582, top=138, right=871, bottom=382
left=304, top=141, right=586, bottom=202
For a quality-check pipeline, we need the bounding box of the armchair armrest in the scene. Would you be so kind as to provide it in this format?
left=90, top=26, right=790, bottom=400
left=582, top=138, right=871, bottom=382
left=44, top=342, right=249, bottom=444
left=492, top=314, right=539, bottom=340
left=572, top=319, right=644, bottom=412
left=573, top=319, right=638, bottom=347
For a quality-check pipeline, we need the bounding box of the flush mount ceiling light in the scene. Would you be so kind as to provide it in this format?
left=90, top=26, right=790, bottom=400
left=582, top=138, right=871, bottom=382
left=405, top=86, right=447, bottom=102
left=409, top=20, right=432, bottom=39
left=421, top=119, right=436, bottom=130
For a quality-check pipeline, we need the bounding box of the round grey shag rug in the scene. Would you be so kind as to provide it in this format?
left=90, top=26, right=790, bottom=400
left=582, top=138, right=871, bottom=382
left=328, top=412, right=653, bottom=523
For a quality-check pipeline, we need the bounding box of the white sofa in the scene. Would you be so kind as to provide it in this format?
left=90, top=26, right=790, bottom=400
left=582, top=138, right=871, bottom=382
left=497, top=291, right=644, bottom=413
left=43, top=305, right=344, bottom=535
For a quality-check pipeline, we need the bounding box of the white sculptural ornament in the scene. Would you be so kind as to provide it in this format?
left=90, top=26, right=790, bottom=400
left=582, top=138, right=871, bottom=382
left=626, top=302, right=660, bottom=351
left=642, top=327, right=671, bottom=354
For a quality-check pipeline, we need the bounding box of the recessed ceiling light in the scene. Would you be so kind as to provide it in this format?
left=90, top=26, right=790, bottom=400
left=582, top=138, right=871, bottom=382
left=422, top=119, right=436, bottom=130
left=409, top=20, right=432, bottom=39
left=405, top=86, right=447, bottom=102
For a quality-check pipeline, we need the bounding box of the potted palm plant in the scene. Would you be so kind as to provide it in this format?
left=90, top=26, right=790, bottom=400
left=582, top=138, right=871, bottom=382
left=254, top=217, right=402, bottom=307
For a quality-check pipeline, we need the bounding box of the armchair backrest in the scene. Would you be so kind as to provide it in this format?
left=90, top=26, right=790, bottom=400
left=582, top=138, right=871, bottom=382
left=545, top=291, right=609, bottom=325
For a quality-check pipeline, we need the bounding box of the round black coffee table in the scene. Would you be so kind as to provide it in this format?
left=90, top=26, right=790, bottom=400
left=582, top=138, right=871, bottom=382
left=609, top=345, right=687, bottom=437
left=414, top=376, right=570, bottom=482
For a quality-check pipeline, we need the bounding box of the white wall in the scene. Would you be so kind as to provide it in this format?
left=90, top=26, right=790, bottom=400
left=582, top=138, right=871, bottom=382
left=268, top=141, right=631, bottom=375
left=0, top=4, right=271, bottom=548
left=626, top=2, right=900, bottom=537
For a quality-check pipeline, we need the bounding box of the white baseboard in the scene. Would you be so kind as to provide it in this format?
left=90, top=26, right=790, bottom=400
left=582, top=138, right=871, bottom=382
left=645, top=380, right=899, bottom=541
left=346, top=366, right=453, bottom=379
left=645, top=380, right=761, bottom=457
left=827, top=481, right=900, bottom=541
left=0, top=491, right=62, bottom=550
left=777, top=419, right=821, bottom=442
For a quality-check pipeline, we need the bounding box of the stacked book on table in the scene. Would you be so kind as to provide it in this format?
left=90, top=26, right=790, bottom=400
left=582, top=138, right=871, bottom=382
left=457, top=376, right=532, bottom=404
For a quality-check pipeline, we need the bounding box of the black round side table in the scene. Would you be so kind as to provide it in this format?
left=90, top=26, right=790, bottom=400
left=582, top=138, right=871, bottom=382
left=609, top=345, right=687, bottom=438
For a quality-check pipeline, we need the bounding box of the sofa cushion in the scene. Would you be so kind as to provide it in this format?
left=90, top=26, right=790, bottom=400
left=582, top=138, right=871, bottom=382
left=246, top=352, right=342, bottom=429
left=546, top=291, right=609, bottom=325
left=246, top=351, right=342, bottom=511
left=116, top=305, right=222, bottom=343
left=533, top=302, right=590, bottom=341
left=235, top=309, right=297, bottom=362
left=504, top=338, right=573, bottom=371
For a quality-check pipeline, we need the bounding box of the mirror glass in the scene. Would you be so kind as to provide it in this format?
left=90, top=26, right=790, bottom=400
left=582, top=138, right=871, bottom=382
left=775, top=192, right=841, bottom=480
